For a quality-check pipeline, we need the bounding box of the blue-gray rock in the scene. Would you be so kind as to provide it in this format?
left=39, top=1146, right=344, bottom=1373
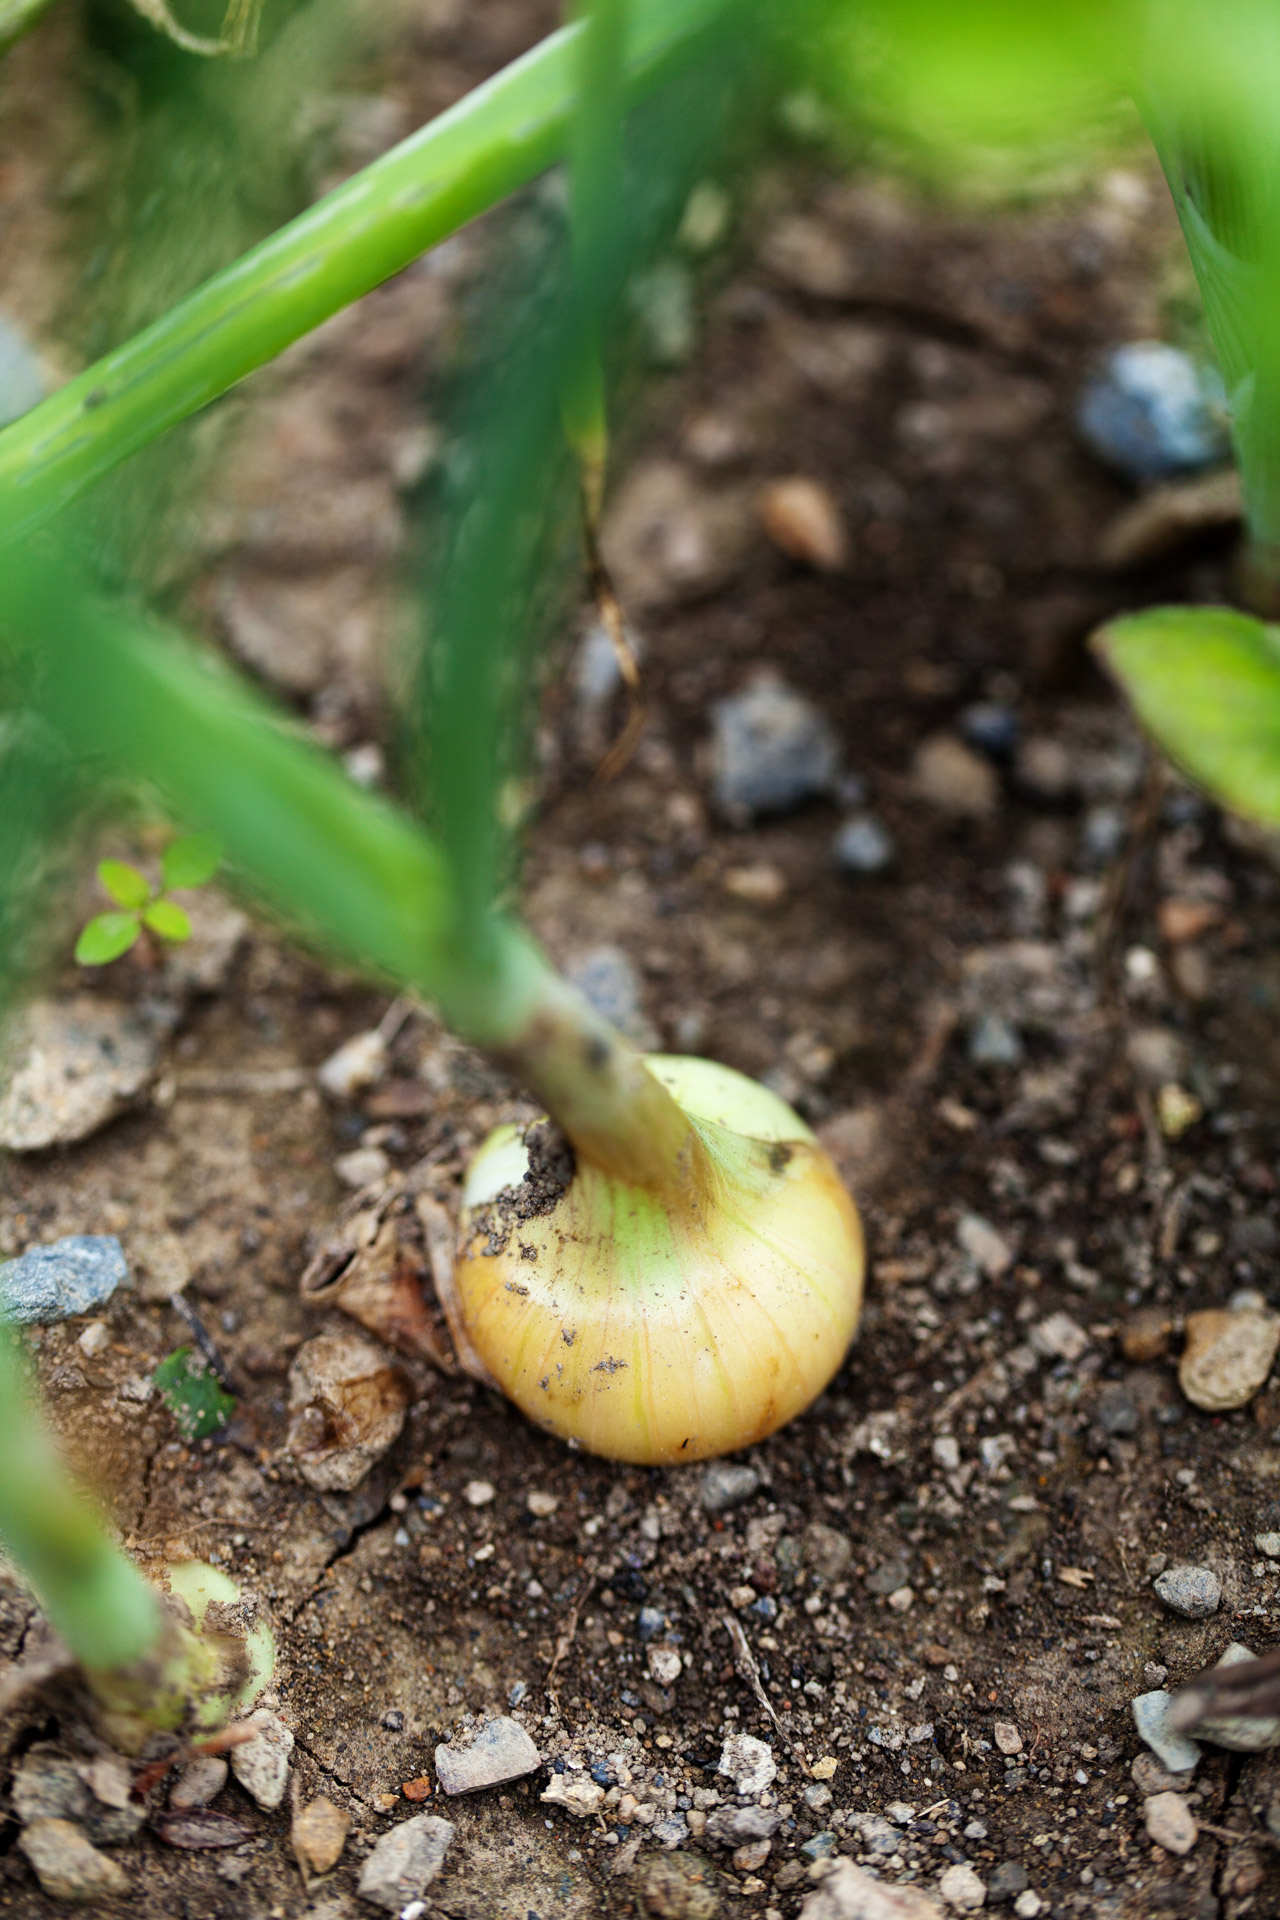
left=637, top=1606, right=666, bottom=1644
left=1077, top=342, right=1229, bottom=485
left=564, top=945, right=657, bottom=1049
left=434, top=1718, right=540, bottom=1795
left=960, top=702, right=1020, bottom=759
left=357, top=1813, right=454, bottom=1910
left=1080, top=803, right=1127, bottom=866
left=1132, top=1690, right=1201, bottom=1774
left=700, top=1461, right=761, bottom=1513
left=0, top=1237, right=128, bottom=1326
left=712, top=675, right=840, bottom=820
left=987, top=1861, right=1030, bottom=1906
left=967, top=1012, right=1024, bottom=1068
left=1154, top=1564, right=1221, bottom=1619
left=0, top=314, right=45, bottom=429
left=833, top=813, right=895, bottom=876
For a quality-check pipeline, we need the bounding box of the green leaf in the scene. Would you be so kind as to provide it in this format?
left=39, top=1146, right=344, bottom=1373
left=143, top=898, right=192, bottom=943
left=153, top=1347, right=236, bottom=1442
left=1095, top=606, right=1280, bottom=825
left=97, top=859, right=152, bottom=909
left=75, top=911, right=141, bottom=965
left=162, top=832, right=221, bottom=892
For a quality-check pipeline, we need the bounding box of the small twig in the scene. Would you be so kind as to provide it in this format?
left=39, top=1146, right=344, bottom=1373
left=720, top=1610, right=811, bottom=1777
left=132, top=1722, right=257, bottom=1797
left=546, top=1560, right=600, bottom=1713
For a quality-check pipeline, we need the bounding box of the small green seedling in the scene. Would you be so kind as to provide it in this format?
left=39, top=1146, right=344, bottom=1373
left=153, top=1346, right=236, bottom=1442
left=75, top=832, right=220, bottom=966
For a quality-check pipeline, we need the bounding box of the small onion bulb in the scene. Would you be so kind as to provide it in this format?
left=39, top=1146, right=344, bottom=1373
left=454, top=1054, right=864, bottom=1465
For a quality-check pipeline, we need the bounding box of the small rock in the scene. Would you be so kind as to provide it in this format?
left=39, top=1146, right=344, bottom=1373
left=1257, top=1533, right=1280, bottom=1558
left=758, top=476, right=848, bottom=570
left=967, top=1012, right=1023, bottom=1068
left=865, top=1556, right=911, bottom=1596
left=1157, top=1083, right=1202, bottom=1140
left=636, top=1850, right=722, bottom=1919
left=357, top=1813, right=454, bottom=1911
left=804, top=1521, right=853, bottom=1583
left=0, top=1236, right=128, bottom=1326
left=993, top=1721, right=1022, bottom=1756
left=229, top=1709, right=293, bottom=1811
left=1154, top=1564, right=1221, bottom=1620
left=938, top=1862, right=987, bottom=1912
left=77, top=1319, right=111, bottom=1357
left=286, top=1333, right=410, bottom=1493
left=0, top=311, right=46, bottom=426
left=434, top=1716, right=540, bottom=1794
left=959, top=703, right=1019, bottom=759
left=802, top=1831, right=839, bottom=1860
left=1131, top=1751, right=1187, bottom=1795
left=1158, top=898, right=1223, bottom=945
left=0, top=995, right=168, bottom=1150
left=541, top=1774, right=606, bottom=1817
left=648, top=1646, right=683, bottom=1686
left=1030, top=1312, right=1089, bottom=1364
left=1194, top=1642, right=1280, bottom=1751
left=1132, top=1690, right=1202, bottom=1773
left=1013, top=736, right=1073, bottom=803
left=957, top=1212, right=1013, bottom=1278
left=1095, top=1382, right=1139, bottom=1437
left=834, top=813, right=896, bottom=875
left=912, top=733, right=999, bottom=819
left=18, top=1819, right=128, bottom=1902
left=170, top=1756, right=228, bottom=1810
left=1012, top=1896, right=1042, bottom=1919
left=799, top=1858, right=946, bottom=1919
left=334, top=1146, right=391, bottom=1188
left=318, top=1030, right=388, bottom=1100
left=637, top=1605, right=666, bottom=1643
left=711, top=673, right=840, bottom=821
left=565, top=945, right=657, bottom=1049
left=722, top=861, right=788, bottom=906
left=1179, top=1306, right=1280, bottom=1412
left=1077, top=341, right=1228, bottom=484
left=12, top=1746, right=142, bottom=1845
left=717, top=1732, right=775, bottom=1797
left=1144, top=1790, right=1197, bottom=1855
left=1121, top=1307, right=1173, bottom=1364
left=704, top=1805, right=780, bottom=1845
left=464, top=1480, right=496, bottom=1507
left=526, top=1490, right=558, bottom=1517
left=700, top=1461, right=761, bottom=1513
left=292, top=1796, right=350, bottom=1875
left=986, top=1862, right=1029, bottom=1907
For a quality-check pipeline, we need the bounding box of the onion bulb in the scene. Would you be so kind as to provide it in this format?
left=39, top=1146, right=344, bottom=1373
left=454, top=1054, right=864, bottom=1464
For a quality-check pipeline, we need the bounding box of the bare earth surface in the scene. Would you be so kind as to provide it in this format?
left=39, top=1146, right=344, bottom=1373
left=4, top=6, right=1280, bottom=1919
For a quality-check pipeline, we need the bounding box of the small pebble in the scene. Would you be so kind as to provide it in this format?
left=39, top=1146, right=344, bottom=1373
left=959, top=702, right=1019, bottom=759
left=1013, top=1896, right=1042, bottom=1920
left=704, top=1805, right=780, bottom=1845
left=1080, top=802, right=1127, bottom=865
left=357, top=1814, right=454, bottom=1911
left=957, top=1212, right=1013, bottom=1278
left=1030, top=1312, right=1089, bottom=1364
left=1256, top=1533, right=1280, bottom=1558
left=317, top=1029, right=387, bottom=1100
left=1157, top=1084, right=1202, bottom=1140
left=526, top=1490, right=558, bottom=1517
left=648, top=1646, right=683, bottom=1686
left=0, top=1236, right=129, bottom=1326
left=833, top=813, right=895, bottom=875
left=798, top=1860, right=945, bottom=1918
left=434, top=1717, right=540, bottom=1794
left=711, top=673, right=840, bottom=821
left=1132, top=1690, right=1202, bottom=1774
left=1095, top=1382, right=1139, bottom=1437
left=635, top=1851, right=722, bottom=1920
left=541, top=1774, right=606, bottom=1817
left=1179, top=1305, right=1280, bottom=1412
left=967, top=1012, right=1023, bottom=1067
left=722, top=862, right=788, bottom=906
left=334, top=1147, right=391, bottom=1189
left=77, top=1319, right=111, bottom=1357
left=700, top=1461, right=761, bottom=1513
left=758, top=475, right=848, bottom=571
left=0, top=996, right=167, bottom=1152
left=1144, top=1789, right=1198, bottom=1855
left=732, top=1837, right=772, bottom=1873
left=229, top=1709, right=294, bottom=1811
left=987, top=1861, right=1029, bottom=1906
left=993, top=1722, right=1022, bottom=1756
left=717, top=1732, right=775, bottom=1797
left=292, top=1796, right=350, bottom=1875
left=637, top=1607, right=666, bottom=1643
left=18, top=1819, right=128, bottom=1903
left=170, top=1756, right=228, bottom=1811
left=1131, top=1751, right=1187, bottom=1796
left=938, top=1862, right=987, bottom=1912
left=912, top=733, right=999, bottom=818
left=1121, top=1307, right=1173, bottom=1364
left=1077, top=341, right=1228, bottom=484
left=464, top=1480, right=496, bottom=1507
left=1153, top=1564, right=1221, bottom=1620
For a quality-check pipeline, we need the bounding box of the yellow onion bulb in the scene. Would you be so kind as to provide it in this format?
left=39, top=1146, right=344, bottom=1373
left=454, top=1055, right=864, bottom=1465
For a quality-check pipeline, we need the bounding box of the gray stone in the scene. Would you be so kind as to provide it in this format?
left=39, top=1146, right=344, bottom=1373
left=1077, top=342, right=1228, bottom=485
left=12, top=1745, right=143, bottom=1845
left=834, top=814, right=895, bottom=875
left=357, top=1813, right=454, bottom=1910
left=1095, top=1382, right=1139, bottom=1437
left=711, top=674, right=840, bottom=820
left=434, top=1716, right=540, bottom=1794
left=170, top=1755, right=228, bottom=1810
left=938, top=1863, right=987, bottom=1912
left=1132, top=1690, right=1202, bottom=1773
left=541, top=1773, right=606, bottom=1817
left=565, top=945, right=657, bottom=1049
left=799, top=1859, right=946, bottom=1919
left=700, top=1461, right=761, bottom=1513
left=967, top=1012, right=1023, bottom=1068
left=704, top=1804, right=780, bottom=1845
left=1144, top=1789, right=1197, bottom=1854
left=717, top=1732, right=775, bottom=1797
left=1194, top=1643, right=1280, bottom=1752
left=1154, top=1564, right=1221, bottom=1619
left=987, top=1862, right=1029, bottom=1906
left=1257, top=1533, right=1280, bottom=1559
left=637, top=1606, right=666, bottom=1643
left=229, top=1709, right=293, bottom=1811
left=0, top=996, right=170, bottom=1150
left=865, top=1557, right=911, bottom=1596
left=0, top=313, right=46, bottom=427
left=0, top=1237, right=128, bottom=1326
left=18, top=1819, right=129, bottom=1902
left=957, top=1212, right=1013, bottom=1278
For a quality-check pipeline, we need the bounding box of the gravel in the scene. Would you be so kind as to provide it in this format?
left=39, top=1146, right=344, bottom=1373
left=716, top=1732, right=776, bottom=1797
left=0, top=1236, right=129, bottom=1326
left=937, top=1863, right=987, bottom=1912
left=0, top=995, right=170, bottom=1151
left=1153, top=1564, right=1222, bottom=1619
left=911, top=733, right=999, bottom=818
left=434, top=1716, right=540, bottom=1794
left=18, top=1819, right=129, bottom=1902
left=1076, top=341, right=1229, bottom=484
left=1144, top=1789, right=1198, bottom=1855
left=704, top=1805, right=781, bottom=1845
left=541, top=1774, right=606, bottom=1817
left=357, top=1813, right=454, bottom=1910
left=1131, top=1690, right=1202, bottom=1774
left=228, top=1709, right=294, bottom=1811
left=834, top=813, right=896, bottom=875
left=987, top=1862, right=1029, bottom=1905
left=967, top=1012, right=1023, bottom=1067
left=798, top=1858, right=946, bottom=1919
left=1178, top=1305, right=1280, bottom=1412
left=170, top=1756, right=228, bottom=1811
left=700, top=1461, right=761, bottom=1513
left=711, top=673, right=841, bottom=820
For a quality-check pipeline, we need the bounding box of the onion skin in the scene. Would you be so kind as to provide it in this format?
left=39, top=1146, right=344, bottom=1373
left=455, top=1055, right=864, bottom=1465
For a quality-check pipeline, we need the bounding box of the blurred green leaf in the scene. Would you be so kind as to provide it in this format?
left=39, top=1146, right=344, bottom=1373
left=97, top=860, right=152, bottom=910
left=1095, top=605, right=1280, bottom=822
left=143, top=899, right=192, bottom=942
left=162, top=833, right=221, bottom=892
left=153, top=1347, right=235, bottom=1442
left=75, top=912, right=142, bottom=965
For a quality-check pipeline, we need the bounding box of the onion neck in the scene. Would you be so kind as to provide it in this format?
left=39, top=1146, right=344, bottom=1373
left=440, top=925, right=705, bottom=1197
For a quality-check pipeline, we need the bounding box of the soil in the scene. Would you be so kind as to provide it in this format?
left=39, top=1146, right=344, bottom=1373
left=2, top=7, right=1280, bottom=1920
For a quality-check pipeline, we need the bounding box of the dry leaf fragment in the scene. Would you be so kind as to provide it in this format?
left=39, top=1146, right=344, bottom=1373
left=1058, top=1567, right=1095, bottom=1589
left=151, top=1808, right=253, bottom=1849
